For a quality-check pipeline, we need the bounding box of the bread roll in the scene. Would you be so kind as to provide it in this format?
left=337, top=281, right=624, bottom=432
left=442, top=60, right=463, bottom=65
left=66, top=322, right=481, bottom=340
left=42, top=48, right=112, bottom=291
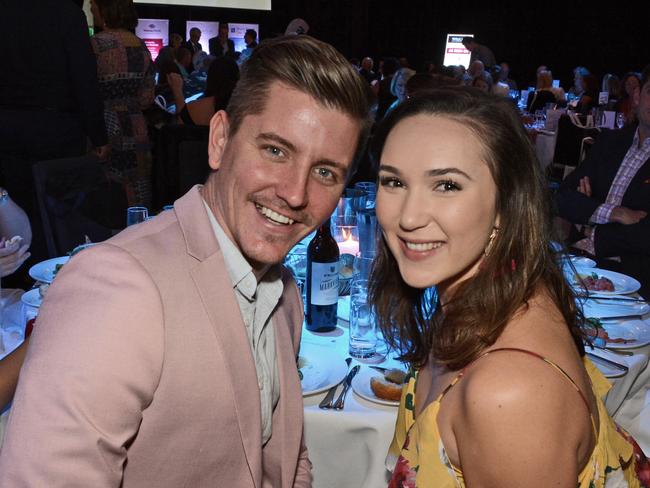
left=370, top=376, right=403, bottom=401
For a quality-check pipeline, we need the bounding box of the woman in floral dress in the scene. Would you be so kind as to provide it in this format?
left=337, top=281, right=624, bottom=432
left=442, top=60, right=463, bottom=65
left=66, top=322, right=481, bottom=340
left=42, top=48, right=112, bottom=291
left=90, top=0, right=154, bottom=207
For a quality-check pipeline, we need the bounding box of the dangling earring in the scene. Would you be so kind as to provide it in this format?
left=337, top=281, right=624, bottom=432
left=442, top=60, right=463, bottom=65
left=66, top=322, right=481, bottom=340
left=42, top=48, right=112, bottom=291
left=484, top=227, right=499, bottom=257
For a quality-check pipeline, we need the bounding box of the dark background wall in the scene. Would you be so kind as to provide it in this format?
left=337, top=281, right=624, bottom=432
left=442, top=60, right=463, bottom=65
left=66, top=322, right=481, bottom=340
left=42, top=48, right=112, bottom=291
left=135, top=1, right=646, bottom=89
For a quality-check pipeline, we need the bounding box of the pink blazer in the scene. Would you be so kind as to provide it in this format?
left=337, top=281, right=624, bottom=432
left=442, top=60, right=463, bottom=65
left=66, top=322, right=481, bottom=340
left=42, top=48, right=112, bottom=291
left=0, top=186, right=311, bottom=487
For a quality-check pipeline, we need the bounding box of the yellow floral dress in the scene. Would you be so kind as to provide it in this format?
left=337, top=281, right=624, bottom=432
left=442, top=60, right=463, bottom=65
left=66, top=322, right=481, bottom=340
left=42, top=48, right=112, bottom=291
left=387, top=348, right=647, bottom=487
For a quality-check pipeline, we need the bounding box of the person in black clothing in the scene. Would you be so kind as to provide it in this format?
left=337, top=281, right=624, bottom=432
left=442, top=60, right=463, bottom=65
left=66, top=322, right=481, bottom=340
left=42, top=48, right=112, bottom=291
left=556, top=67, right=650, bottom=297
left=183, top=27, right=203, bottom=56
left=208, top=23, right=235, bottom=58
left=0, top=0, right=107, bottom=262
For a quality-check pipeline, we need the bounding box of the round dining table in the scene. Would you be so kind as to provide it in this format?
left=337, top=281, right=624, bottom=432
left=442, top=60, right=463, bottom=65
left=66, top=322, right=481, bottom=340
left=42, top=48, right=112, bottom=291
left=2, top=290, right=649, bottom=488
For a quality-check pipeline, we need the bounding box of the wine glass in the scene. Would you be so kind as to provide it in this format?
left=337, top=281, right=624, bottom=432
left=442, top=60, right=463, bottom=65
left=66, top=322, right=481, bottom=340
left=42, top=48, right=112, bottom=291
left=616, top=112, right=625, bottom=129
left=126, top=207, right=148, bottom=227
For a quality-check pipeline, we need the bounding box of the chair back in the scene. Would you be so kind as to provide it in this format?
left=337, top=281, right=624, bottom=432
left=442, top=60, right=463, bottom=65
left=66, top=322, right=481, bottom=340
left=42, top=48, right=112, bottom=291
left=33, top=155, right=127, bottom=257
left=152, top=124, right=209, bottom=208
left=552, top=114, right=600, bottom=169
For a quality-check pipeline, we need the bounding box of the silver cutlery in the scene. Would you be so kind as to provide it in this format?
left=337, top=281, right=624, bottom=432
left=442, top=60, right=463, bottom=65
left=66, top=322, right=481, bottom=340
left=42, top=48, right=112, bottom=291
left=318, top=357, right=352, bottom=409
left=369, top=365, right=389, bottom=374
left=577, top=294, right=648, bottom=304
left=332, top=365, right=360, bottom=410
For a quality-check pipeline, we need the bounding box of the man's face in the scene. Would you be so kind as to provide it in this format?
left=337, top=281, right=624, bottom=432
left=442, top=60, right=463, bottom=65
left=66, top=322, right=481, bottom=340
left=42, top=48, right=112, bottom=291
left=205, top=82, right=361, bottom=274
left=361, top=58, right=373, bottom=71
left=220, top=25, right=229, bottom=38
left=190, top=29, right=201, bottom=43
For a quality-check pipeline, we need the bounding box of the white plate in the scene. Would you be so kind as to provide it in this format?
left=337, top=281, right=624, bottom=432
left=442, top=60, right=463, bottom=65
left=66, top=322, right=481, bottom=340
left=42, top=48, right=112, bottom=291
left=21, top=288, right=42, bottom=308
left=569, top=256, right=596, bottom=268
left=586, top=352, right=628, bottom=379
left=580, top=298, right=650, bottom=319
left=28, top=256, right=70, bottom=284
left=571, top=267, right=640, bottom=296
left=299, top=352, right=348, bottom=397
left=598, top=319, right=650, bottom=349
left=351, top=367, right=402, bottom=407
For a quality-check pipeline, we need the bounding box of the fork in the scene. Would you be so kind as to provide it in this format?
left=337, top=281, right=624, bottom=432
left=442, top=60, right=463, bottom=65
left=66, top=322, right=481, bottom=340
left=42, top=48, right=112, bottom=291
left=318, top=357, right=352, bottom=409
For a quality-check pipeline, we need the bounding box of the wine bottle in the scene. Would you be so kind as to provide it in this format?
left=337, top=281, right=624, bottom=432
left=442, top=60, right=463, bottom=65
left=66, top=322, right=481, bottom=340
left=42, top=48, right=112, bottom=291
left=306, top=221, right=339, bottom=332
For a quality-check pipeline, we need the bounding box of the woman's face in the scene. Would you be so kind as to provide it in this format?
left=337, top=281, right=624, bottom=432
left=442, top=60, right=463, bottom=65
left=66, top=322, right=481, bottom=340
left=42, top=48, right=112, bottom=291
left=474, top=79, right=489, bottom=93
left=625, top=76, right=640, bottom=97
left=376, top=115, right=499, bottom=295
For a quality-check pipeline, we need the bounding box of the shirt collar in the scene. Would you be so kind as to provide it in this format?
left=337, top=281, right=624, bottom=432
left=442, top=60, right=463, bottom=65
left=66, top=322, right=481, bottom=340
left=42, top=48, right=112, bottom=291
left=202, top=200, right=257, bottom=299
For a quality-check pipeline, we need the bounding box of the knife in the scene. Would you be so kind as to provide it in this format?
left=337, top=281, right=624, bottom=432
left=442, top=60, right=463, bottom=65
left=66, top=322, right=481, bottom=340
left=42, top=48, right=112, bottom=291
left=586, top=351, right=629, bottom=373
left=333, top=365, right=360, bottom=410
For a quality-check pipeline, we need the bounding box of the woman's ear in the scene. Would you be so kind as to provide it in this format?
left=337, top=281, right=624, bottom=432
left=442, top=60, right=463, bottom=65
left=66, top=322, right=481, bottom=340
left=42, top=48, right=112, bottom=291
left=207, top=110, right=230, bottom=170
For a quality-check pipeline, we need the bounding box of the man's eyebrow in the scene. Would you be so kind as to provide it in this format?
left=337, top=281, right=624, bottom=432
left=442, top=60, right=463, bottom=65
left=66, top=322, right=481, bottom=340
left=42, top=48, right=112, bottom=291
left=257, top=132, right=348, bottom=174
left=256, top=132, right=296, bottom=153
left=379, top=164, right=473, bottom=180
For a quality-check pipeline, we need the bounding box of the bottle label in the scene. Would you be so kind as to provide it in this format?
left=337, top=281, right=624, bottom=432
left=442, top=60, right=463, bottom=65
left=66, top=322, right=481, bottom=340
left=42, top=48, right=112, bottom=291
left=310, top=261, right=339, bottom=305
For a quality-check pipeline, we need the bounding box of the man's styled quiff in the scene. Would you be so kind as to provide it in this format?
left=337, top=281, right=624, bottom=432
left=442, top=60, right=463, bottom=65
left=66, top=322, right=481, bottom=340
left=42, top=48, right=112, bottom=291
left=225, top=35, right=370, bottom=139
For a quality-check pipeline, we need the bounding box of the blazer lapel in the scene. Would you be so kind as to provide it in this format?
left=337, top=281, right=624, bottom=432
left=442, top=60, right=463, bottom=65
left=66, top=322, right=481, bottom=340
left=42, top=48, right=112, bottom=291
left=272, top=303, right=304, bottom=488
left=175, top=186, right=263, bottom=487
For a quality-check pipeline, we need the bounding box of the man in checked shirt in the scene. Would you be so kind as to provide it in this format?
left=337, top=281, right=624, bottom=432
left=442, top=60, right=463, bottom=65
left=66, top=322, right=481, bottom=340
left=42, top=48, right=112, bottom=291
left=556, top=64, right=650, bottom=298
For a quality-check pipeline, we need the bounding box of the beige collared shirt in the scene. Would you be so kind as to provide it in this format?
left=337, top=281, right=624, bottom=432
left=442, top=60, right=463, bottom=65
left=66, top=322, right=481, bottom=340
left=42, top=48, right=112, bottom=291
left=203, top=201, right=282, bottom=446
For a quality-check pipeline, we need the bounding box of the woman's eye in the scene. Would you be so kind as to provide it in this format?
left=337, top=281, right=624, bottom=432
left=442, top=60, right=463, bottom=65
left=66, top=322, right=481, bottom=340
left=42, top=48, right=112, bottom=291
left=379, top=176, right=403, bottom=188
left=435, top=180, right=461, bottom=192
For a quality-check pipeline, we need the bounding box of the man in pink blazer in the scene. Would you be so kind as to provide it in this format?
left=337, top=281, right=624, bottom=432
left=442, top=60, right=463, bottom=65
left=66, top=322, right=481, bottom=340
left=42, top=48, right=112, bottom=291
left=0, top=35, right=370, bottom=487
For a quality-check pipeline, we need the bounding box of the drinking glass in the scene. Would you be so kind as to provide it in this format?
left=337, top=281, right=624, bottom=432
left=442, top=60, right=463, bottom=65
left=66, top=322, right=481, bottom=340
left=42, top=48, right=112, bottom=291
left=126, top=207, right=148, bottom=227
left=354, top=181, right=377, bottom=209
left=356, top=207, right=379, bottom=257
left=616, top=112, right=625, bottom=129
left=348, top=278, right=376, bottom=358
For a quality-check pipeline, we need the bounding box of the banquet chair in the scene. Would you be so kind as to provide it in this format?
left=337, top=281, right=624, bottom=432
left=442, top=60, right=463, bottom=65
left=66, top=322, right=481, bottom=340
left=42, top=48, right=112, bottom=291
left=32, top=155, right=128, bottom=258
left=550, top=114, right=600, bottom=179
left=151, top=124, right=209, bottom=208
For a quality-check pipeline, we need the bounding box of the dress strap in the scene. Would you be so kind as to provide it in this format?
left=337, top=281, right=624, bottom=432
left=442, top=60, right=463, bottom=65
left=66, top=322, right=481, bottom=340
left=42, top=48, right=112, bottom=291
left=436, top=347, right=598, bottom=439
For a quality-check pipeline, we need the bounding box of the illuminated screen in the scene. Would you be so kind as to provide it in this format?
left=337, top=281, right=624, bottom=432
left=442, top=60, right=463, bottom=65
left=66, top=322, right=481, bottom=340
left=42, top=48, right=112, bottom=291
left=442, top=33, right=473, bottom=68
left=136, top=0, right=270, bottom=9
left=136, top=18, right=169, bottom=61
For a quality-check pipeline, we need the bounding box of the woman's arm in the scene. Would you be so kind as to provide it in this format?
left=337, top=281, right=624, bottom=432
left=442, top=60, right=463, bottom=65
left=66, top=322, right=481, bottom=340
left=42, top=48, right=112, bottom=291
left=0, top=193, right=32, bottom=248
left=0, top=338, right=29, bottom=410
left=452, top=353, right=592, bottom=487
left=167, top=73, right=187, bottom=119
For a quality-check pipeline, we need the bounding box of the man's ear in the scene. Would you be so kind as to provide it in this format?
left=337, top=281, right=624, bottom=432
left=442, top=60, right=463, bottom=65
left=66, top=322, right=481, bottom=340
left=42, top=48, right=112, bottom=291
left=208, top=110, right=230, bottom=170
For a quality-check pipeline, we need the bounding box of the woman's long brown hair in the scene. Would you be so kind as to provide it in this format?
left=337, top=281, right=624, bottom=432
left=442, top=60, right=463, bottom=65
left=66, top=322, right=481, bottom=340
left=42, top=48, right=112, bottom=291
left=368, top=87, right=584, bottom=370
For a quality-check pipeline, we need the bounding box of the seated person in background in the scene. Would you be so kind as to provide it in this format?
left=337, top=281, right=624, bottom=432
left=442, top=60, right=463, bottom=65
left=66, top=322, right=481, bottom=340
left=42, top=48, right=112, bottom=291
left=371, top=87, right=647, bottom=488
left=617, top=72, right=642, bottom=125
left=490, top=65, right=510, bottom=96
left=545, top=69, right=567, bottom=104
left=499, top=61, right=517, bottom=89
left=0, top=187, right=31, bottom=276
left=527, top=69, right=557, bottom=113
left=601, top=73, right=621, bottom=109
left=576, top=74, right=600, bottom=115
left=556, top=66, right=650, bottom=298
left=471, top=73, right=492, bottom=93
left=0, top=188, right=32, bottom=411
left=384, top=67, right=416, bottom=116
left=167, top=56, right=240, bottom=126
left=569, top=66, right=590, bottom=99
left=156, top=35, right=184, bottom=75
left=175, top=47, right=194, bottom=78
